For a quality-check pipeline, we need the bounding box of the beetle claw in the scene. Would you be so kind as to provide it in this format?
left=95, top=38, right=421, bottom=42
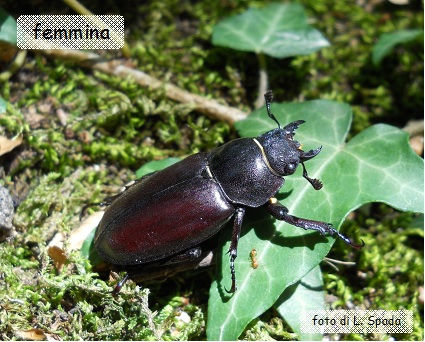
left=333, top=230, right=365, bottom=250
left=351, top=239, right=365, bottom=250
left=224, top=283, right=237, bottom=294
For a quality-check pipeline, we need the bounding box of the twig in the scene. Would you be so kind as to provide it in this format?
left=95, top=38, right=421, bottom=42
left=323, top=257, right=356, bottom=272
left=39, top=49, right=248, bottom=125
left=62, top=0, right=131, bottom=57
left=0, top=50, right=27, bottom=82
left=403, top=119, right=424, bottom=136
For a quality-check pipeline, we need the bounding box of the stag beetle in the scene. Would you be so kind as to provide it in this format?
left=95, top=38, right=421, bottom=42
left=94, top=90, right=363, bottom=293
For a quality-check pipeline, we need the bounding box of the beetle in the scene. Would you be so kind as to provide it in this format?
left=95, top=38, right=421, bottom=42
left=94, top=90, right=363, bottom=293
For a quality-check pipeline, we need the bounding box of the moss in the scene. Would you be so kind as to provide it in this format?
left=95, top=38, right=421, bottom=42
left=324, top=206, right=424, bottom=340
left=1, top=0, right=423, bottom=340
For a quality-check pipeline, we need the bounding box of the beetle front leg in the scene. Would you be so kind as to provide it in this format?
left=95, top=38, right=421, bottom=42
left=225, top=206, right=246, bottom=293
left=265, top=198, right=363, bottom=249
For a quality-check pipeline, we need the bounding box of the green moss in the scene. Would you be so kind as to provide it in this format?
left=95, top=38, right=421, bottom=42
left=324, top=206, right=424, bottom=340
left=1, top=0, right=422, bottom=340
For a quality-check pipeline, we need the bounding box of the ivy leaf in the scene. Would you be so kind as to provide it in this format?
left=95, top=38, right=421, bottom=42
left=206, top=100, right=423, bottom=340
left=0, top=8, right=17, bottom=45
left=135, top=157, right=181, bottom=179
left=275, top=265, right=324, bottom=341
left=0, top=97, right=7, bottom=113
left=372, top=29, right=423, bottom=66
left=212, top=3, right=329, bottom=58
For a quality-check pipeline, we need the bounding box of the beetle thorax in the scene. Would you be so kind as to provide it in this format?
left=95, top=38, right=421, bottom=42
left=207, top=138, right=284, bottom=207
left=255, top=128, right=302, bottom=176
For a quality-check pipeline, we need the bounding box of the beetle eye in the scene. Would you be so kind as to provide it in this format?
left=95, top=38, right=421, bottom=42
left=285, top=163, right=296, bottom=174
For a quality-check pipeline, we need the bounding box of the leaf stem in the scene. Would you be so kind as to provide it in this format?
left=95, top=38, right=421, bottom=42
left=254, top=53, right=268, bottom=109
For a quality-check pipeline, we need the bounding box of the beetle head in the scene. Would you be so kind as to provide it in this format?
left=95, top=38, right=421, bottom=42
left=256, top=91, right=323, bottom=190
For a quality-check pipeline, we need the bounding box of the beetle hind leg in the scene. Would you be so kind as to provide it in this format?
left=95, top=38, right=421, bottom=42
left=225, top=207, right=246, bottom=293
left=164, top=247, right=203, bottom=265
left=265, top=198, right=364, bottom=250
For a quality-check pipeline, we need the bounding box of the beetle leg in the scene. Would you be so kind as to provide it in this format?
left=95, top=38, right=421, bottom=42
left=80, top=197, right=116, bottom=220
left=112, top=273, right=129, bottom=296
left=225, top=207, right=246, bottom=293
left=80, top=172, right=159, bottom=219
left=265, top=198, right=364, bottom=250
left=164, top=247, right=203, bottom=265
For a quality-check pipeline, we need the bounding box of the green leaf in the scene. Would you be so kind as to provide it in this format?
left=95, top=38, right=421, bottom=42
left=135, top=157, right=181, bottom=179
left=372, top=29, right=423, bottom=66
left=212, top=3, right=329, bottom=58
left=206, top=100, right=423, bottom=340
left=275, top=265, right=324, bottom=341
left=0, top=8, right=17, bottom=45
left=81, top=228, right=104, bottom=266
left=0, top=97, right=7, bottom=113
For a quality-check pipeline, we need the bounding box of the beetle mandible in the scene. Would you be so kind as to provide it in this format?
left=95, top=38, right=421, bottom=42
left=94, top=90, right=363, bottom=293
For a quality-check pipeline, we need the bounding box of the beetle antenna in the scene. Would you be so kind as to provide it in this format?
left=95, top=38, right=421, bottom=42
left=264, top=90, right=281, bottom=129
left=301, top=161, right=323, bottom=190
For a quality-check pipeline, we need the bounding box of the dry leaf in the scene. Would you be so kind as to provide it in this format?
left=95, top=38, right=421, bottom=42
left=410, top=135, right=424, bottom=156
left=48, top=246, right=68, bottom=272
left=419, top=286, right=424, bottom=305
left=68, top=211, right=104, bottom=250
left=0, top=134, right=23, bottom=156
left=388, top=0, right=409, bottom=4
left=15, top=328, right=47, bottom=341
